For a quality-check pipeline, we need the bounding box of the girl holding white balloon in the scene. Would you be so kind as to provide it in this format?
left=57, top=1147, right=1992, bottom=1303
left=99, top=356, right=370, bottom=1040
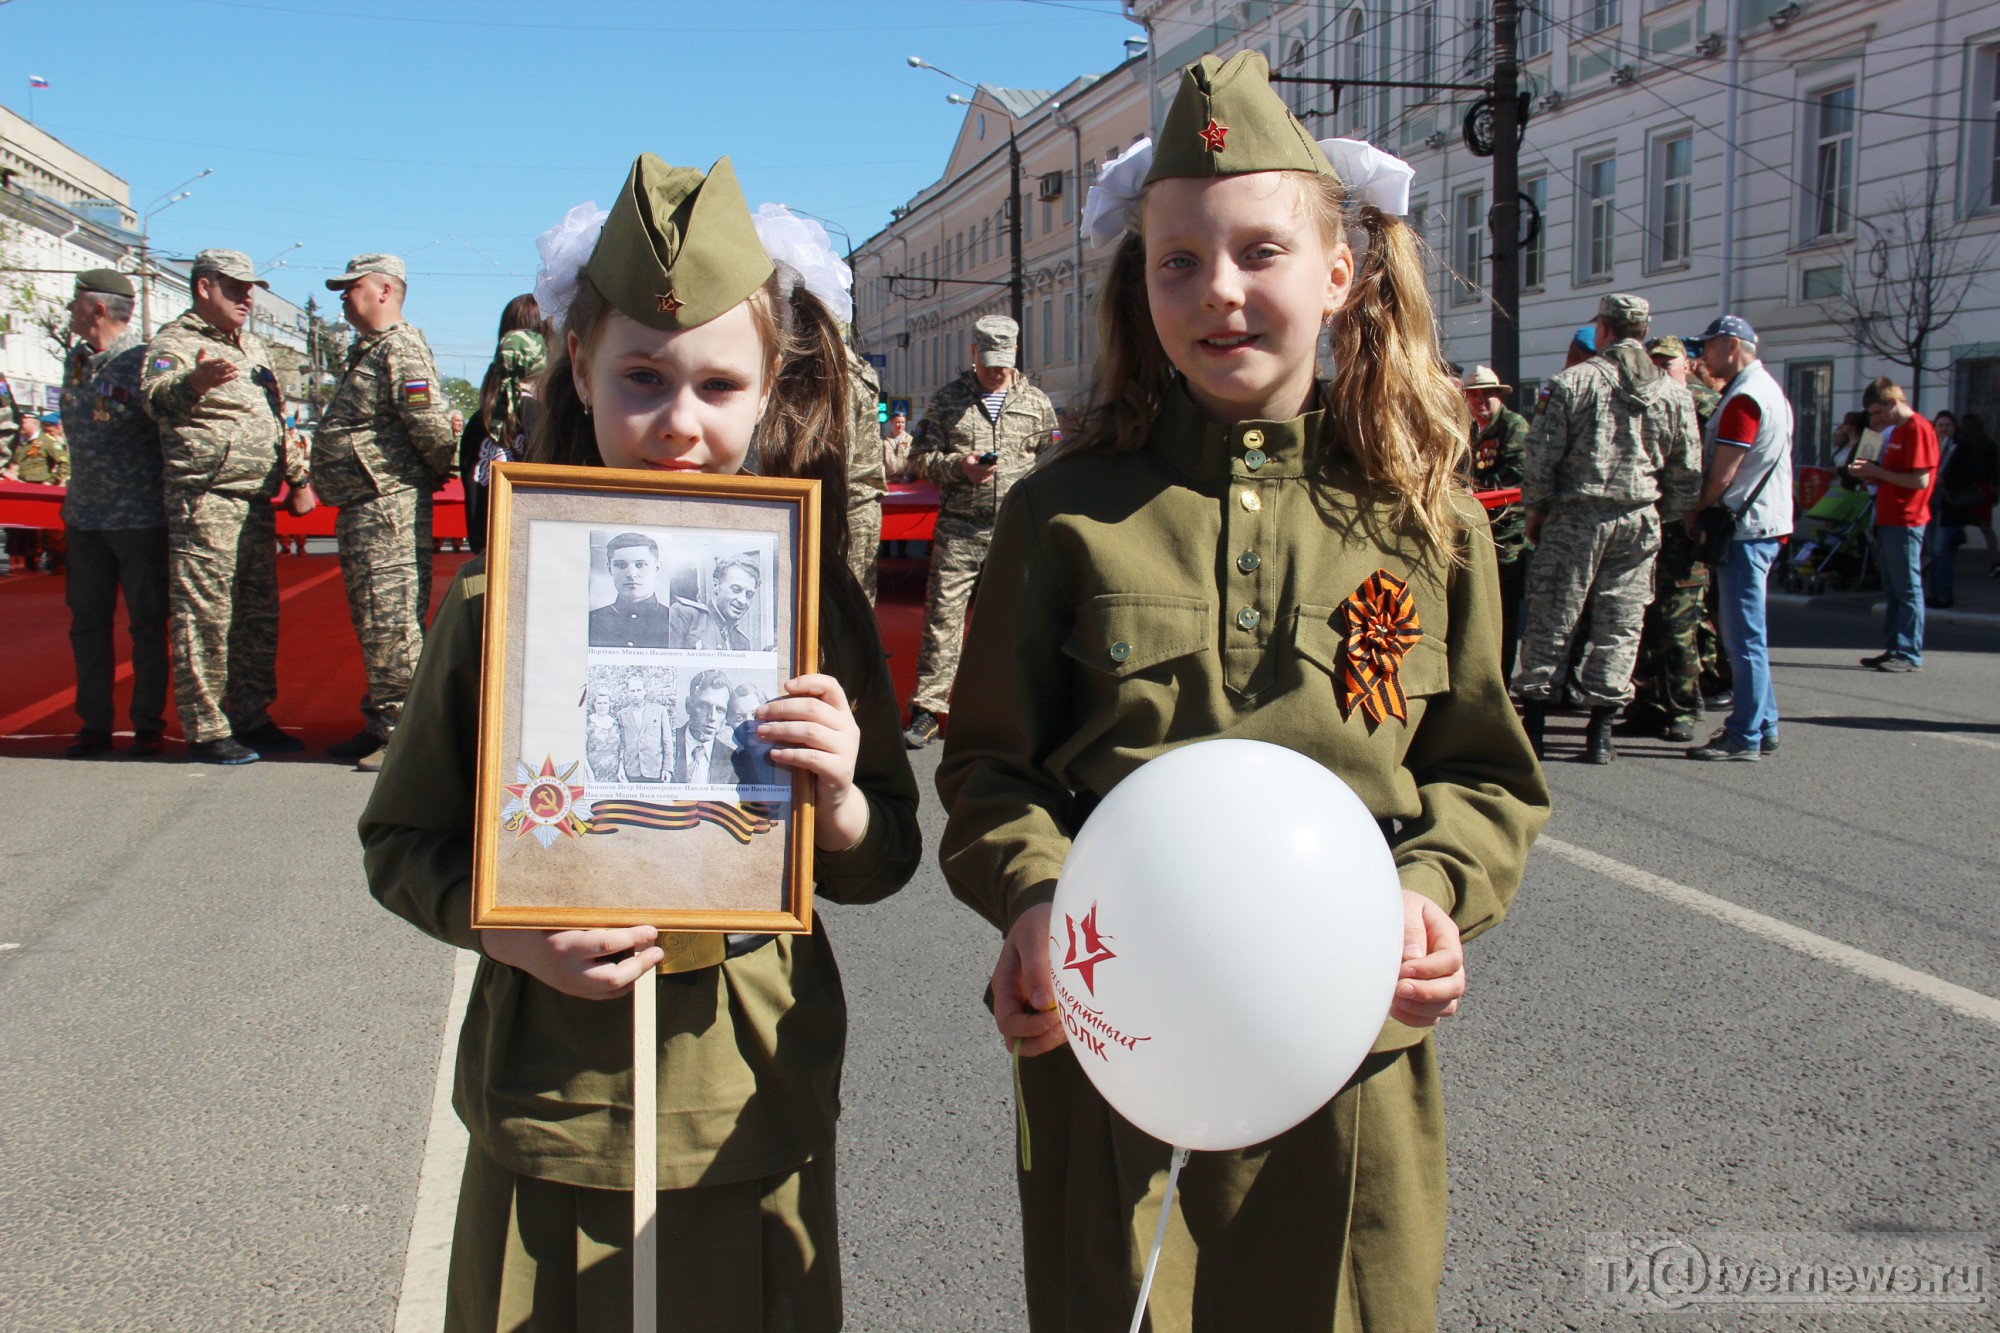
left=937, top=52, right=1549, bottom=1332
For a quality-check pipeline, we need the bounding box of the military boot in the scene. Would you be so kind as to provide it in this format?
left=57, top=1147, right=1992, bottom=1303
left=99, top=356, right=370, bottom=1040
left=1579, top=706, right=1617, bottom=764
left=1522, top=701, right=1549, bottom=760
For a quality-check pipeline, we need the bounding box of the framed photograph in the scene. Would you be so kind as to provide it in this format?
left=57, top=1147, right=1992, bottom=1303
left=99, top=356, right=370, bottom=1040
left=472, top=462, right=820, bottom=933
left=1854, top=428, right=1886, bottom=463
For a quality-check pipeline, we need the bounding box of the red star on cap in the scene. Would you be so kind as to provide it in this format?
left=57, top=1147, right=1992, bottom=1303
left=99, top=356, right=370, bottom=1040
left=657, top=291, right=684, bottom=315
left=1198, top=118, right=1229, bottom=152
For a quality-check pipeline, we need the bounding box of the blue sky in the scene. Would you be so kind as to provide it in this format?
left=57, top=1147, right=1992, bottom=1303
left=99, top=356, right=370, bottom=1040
left=7, top=0, right=1139, bottom=380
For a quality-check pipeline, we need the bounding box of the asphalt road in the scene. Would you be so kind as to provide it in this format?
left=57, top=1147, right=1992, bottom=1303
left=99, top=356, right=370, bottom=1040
left=1, top=603, right=1995, bottom=1331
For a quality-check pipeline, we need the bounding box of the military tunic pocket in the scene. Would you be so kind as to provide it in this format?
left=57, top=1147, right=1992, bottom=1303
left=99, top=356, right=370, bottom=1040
left=1290, top=605, right=1452, bottom=699
left=1062, top=593, right=1212, bottom=678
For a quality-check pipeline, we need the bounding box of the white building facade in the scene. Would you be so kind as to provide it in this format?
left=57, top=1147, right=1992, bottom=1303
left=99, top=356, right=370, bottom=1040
left=852, top=55, right=1152, bottom=419
left=1124, top=0, right=2000, bottom=466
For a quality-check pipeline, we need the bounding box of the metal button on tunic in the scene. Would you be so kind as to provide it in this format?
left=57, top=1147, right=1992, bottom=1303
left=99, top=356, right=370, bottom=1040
left=1235, top=606, right=1261, bottom=631
left=1240, top=490, right=1261, bottom=512
left=1237, top=550, right=1261, bottom=574
left=1109, top=641, right=1132, bottom=662
left=1244, top=448, right=1268, bottom=470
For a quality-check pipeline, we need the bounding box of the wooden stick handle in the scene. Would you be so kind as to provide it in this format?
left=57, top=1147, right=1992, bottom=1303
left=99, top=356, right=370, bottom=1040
left=633, top=974, right=658, bottom=1332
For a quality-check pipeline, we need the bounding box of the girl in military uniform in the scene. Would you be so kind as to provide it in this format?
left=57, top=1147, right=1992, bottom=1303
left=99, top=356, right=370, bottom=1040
left=360, top=154, right=920, bottom=1332
left=936, top=53, right=1548, bottom=1332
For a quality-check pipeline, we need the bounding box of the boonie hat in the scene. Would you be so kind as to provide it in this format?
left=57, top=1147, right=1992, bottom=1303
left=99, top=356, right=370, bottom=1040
left=1462, top=365, right=1511, bottom=393
left=1698, top=314, right=1758, bottom=344
left=326, top=253, right=408, bottom=289
left=1598, top=293, right=1649, bottom=322
left=973, top=315, right=1019, bottom=368
left=190, top=249, right=269, bottom=289
left=74, top=268, right=135, bottom=299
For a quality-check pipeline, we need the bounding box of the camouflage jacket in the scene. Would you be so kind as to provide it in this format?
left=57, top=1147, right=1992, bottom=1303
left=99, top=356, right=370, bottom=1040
left=1523, top=340, right=1702, bottom=519
left=1469, top=405, right=1528, bottom=562
left=0, top=374, right=18, bottom=470
left=13, top=428, right=67, bottom=484
left=60, top=330, right=165, bottom=529
left=141, top=309, right=299, bottom=499
left=845, top=347, right=887, bottom=507
left=311, top=321, right=455, bottom=506
left=911, top=369, right=1056, bottom=524
left=1690, top=382, right=1721, bottom=434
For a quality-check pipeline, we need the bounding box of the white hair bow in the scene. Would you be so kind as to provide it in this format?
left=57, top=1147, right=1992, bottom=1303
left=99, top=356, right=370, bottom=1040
left=751, top=204, right=854, bottom=326
left=533, top=201, right=609, bottom=329
left=1079, top=137, right=1417, bottom=248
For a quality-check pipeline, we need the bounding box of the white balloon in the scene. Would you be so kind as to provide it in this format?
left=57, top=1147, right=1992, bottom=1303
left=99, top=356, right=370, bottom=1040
left=1046, top=739, right=1406, bottom=1151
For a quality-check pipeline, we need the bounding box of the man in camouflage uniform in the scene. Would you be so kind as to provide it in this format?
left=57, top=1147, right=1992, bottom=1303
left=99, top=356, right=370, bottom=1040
left=143, top=249, right=315, bottom=764
left=15, top=412, right=69, bottom=484
left=902, top=314, right=1056, bottom=747
left=1518, top=294, right=1701, bottom=764
left=0, top=371, right=16, bottom=574
left=59, top=269, right=170, bottom=759
left=843, top=340, right=886, bottom=604
left=1623, top=336, right=1723, bottom=742
left=313, top=254, right=455, bottom=769
left=1463, top=365, right=1529, bottom=679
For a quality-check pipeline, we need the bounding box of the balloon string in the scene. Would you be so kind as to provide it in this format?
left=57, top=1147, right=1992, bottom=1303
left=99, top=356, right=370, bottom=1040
left=1129, top=1145, right=1190, bottom=1333
left=1011, top=1039, right=1032, bottom=1172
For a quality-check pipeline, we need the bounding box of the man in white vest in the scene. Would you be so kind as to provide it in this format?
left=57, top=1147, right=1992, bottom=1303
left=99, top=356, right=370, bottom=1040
left=1683, top=315, right=1793, bottom=761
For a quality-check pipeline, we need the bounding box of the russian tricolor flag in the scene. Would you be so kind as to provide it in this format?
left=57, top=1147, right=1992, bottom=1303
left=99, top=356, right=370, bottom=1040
left=28, top=76, right=48, bottom=89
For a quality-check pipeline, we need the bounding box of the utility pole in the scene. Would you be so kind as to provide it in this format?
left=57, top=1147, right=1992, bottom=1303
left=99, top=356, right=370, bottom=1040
left=1490, top=0, right=1521, bottom=401
left=1007, top=129, right=1025, bottom=332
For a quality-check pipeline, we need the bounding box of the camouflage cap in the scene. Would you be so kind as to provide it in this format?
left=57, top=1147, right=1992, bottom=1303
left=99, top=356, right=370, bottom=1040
left=1598, top=292, right=1650, bottom=323
left=74, top=267, right=135, bottom=299
left=190, top=249, right=269, bottom=289
left=1646, top=335, right=1688, bottom=360
left=973, top=314, right=1019, bottom=367
left=1146, top=50, right=1335, bottom=185
left=325, top=253, right=408, bottom=290
left=587, top=153, right=775, bottom=333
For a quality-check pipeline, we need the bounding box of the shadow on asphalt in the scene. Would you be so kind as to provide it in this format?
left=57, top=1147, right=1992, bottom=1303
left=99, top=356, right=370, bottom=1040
left=1791, top=714, right=2000, bottom=736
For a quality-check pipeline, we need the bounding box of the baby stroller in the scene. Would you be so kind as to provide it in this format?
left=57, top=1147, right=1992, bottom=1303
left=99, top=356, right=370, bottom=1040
left=1783, top=486, right=1875, bottom=593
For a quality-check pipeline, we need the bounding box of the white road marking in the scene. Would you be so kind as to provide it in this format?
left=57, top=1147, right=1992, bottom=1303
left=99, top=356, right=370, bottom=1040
left=0, top=942, right=20, bottom=952
left=1539, top=837, right=2000, bottom=1030
left=393, top=948, right=479, bottom=1333
left=1935, top=731, right=2000, bottom=754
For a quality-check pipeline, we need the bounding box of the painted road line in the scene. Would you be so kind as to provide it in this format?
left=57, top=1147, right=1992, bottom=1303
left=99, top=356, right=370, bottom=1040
left=0, top=563, right=344, bottom=737
left=1540, top=837, right=2000, bottom=1031
left=393, top=948, right=479, bottom=1333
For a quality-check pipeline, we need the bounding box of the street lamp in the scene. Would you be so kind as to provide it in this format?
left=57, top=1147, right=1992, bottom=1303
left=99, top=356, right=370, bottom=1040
left=910, top=55, right=1024, bottom=332
left=259, top=241, right=304, bottom=275
left=138, top=167, right=212, bottom=338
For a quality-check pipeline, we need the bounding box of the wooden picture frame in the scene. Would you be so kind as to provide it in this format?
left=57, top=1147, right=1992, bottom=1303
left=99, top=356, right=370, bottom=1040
left=471, top=462, right=820, bottom=933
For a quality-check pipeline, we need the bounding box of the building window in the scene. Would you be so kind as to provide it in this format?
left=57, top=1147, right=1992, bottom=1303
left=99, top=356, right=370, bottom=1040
left=1522, top=175, right=1547, bottom=290
left=1063, top=290, right=1076, bottom=358
left=1953, top=355, right=2000, bottom=424
left=1063, top=171, right=1075, bottom=225
left=1042, top=298, right=1054, bottom=367
left=1785, top=361, right=1834, bottom=468
left=1808, top=83, right=1857, bottom=238
left=1452, top=186, right=1484, bottom=304
left=1042, top=194, right=1053, bottom=237
left=1991, top=51, right=2000, bottom=208
left=1578, top=153, right=1616, bottom=281
left=1649, top=132, right=1694, bottom=270
left=1801, top=265, right=1844, bottom=301
left=980, top=219, right=990, bottom=266
left=1520, top=1, right=1551, bottom=59
left=1413, top=4, right=1439, bottom=90
left=1343, top=9, right=1371, bottom=134
left=1580, top=0, right=1619, bottom=32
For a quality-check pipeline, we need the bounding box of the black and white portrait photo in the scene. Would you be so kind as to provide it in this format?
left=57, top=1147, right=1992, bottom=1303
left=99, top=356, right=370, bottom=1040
left=587, top=531, right=674, bottom=648
left=665, top=542, right=777, bottom=653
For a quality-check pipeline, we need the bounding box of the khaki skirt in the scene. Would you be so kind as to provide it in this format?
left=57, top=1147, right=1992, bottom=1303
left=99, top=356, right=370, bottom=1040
left=445, top=1148, right=841, bottom=1332
left=1014, top=1036, right=1446, bottom=1333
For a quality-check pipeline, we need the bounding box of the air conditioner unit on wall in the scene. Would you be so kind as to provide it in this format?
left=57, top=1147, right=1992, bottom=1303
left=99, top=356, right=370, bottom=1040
left=1037, top=171, right=1064, bottom=201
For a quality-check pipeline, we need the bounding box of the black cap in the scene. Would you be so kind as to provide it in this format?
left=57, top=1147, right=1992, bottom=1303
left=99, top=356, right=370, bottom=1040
left=75, top=268, right=135, bottom=299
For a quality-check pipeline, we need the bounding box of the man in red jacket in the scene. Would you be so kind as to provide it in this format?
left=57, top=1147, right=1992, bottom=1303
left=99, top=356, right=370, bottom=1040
left=1849, top=377, right=1937, bottom=673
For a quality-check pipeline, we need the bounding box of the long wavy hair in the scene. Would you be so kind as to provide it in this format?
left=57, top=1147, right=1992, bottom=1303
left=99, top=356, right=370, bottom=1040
left=529, top=272, right=872, bottom=667
left=1054, top=170, right=1472, bottom=559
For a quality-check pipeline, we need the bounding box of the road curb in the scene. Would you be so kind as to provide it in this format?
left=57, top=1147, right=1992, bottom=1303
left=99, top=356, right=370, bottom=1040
left=1868, top=601, right=2000, bottom=629
left=1768, top=591, right=2000, bottom=629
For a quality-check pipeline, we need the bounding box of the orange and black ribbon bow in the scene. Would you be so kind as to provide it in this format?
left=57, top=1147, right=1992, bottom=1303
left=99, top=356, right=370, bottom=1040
left=1336, top=570, right=1423, bottom=725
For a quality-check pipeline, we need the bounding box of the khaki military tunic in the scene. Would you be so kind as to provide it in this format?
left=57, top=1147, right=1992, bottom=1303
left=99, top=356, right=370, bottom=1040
left=937, top=385, right=1549, bottom=1331
left=843, top=348, right=886, bottom=603
left=360, top=557, right=921, bottom=1328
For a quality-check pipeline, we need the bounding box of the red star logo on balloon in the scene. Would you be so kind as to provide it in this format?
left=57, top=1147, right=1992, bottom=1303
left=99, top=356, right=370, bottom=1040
left=1198, top=118, right=1229, bottom=153
left=1062, top=902, right=1117, bottom=995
